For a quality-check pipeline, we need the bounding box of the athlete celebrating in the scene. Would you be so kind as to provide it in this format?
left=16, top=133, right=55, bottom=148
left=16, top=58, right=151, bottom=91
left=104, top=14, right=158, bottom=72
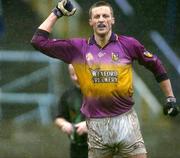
left=31, top=1, right=179, bottom=158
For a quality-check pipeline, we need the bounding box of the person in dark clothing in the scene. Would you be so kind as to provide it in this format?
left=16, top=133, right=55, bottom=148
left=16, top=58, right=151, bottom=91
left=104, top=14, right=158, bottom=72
left=55, top=64, right=88, bottom=158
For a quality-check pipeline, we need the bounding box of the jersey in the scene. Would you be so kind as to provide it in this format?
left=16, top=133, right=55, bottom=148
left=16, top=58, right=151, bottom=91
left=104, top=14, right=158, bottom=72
left=31, top=29, right=168, bottom=118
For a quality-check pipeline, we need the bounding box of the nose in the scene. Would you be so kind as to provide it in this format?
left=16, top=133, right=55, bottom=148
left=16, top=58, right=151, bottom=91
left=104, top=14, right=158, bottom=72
left=98, top=15, right=105, bottom=22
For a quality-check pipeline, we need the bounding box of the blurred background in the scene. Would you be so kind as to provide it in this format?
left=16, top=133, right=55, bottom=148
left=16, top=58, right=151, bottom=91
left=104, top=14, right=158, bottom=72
left=0, top=0, right=180, bottom=158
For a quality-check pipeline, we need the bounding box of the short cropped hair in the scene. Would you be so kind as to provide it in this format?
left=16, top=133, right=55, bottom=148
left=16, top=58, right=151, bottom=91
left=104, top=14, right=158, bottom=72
left=89, top=1, right=114, bottom=18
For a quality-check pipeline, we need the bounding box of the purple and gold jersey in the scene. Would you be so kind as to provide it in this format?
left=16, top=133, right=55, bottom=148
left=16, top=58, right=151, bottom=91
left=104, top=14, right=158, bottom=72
left=31, top=29, right=168, bottom=118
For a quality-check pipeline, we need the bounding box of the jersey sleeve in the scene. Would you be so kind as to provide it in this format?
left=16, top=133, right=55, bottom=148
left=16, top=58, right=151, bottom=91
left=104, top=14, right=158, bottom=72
left=31, top=29, right=83, bottom=64
left=125, top=36, right=168, bottom=82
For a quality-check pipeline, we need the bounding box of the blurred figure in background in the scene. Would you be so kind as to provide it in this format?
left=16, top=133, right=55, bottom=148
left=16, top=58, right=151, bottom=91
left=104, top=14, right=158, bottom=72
left=55, top=64, right=88, bottom=158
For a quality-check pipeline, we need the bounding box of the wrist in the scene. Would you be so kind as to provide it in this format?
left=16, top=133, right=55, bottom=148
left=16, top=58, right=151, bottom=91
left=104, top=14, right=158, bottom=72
left=52, top=7, right=63, bottom=18
left=166, top=96, right=176, bottom=102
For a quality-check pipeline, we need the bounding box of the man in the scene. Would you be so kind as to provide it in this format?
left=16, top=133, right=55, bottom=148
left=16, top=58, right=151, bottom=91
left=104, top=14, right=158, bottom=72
left=55, top=64, right=88, bottom=158
left=31, top=1, right=179, bottom=158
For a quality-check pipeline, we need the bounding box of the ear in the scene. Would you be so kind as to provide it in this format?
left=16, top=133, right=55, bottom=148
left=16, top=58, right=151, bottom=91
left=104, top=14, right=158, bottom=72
left=111, top=17, right=115, bottom=25
left=89, top=18, right=93, bottom=26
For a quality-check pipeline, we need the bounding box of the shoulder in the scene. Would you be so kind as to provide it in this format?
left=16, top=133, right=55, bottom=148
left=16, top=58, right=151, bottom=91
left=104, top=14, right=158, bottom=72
left=118, top=35, right=142, bottom=47
left=117, top=35, right=146, bottom=59
left=70, top=38, right=88, bottom=47
left=68, top=38, right=89, bottom=55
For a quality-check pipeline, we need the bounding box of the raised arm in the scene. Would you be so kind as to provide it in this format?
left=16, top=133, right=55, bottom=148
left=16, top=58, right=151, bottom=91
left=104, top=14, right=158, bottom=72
left=38, top=13, right=58, bottom=33
left=31, top=0, right=78, bottom=63
left=38, top=0, right=76, bottom=33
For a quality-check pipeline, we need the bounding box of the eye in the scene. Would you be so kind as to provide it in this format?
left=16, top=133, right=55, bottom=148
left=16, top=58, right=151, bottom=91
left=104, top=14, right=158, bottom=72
left=103, top=14, right=110, bottom=18
left=93, top=15, right=100, bottom=19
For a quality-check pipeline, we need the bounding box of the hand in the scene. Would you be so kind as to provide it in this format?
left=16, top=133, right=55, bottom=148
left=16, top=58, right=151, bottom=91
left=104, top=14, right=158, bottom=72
left=163, top=96, right=179, bottom=117
left=61, top=122, right=74, bottom=135
left=74, top=121, right=88, bottom=135
left=52, top=0, right=76, bottom=18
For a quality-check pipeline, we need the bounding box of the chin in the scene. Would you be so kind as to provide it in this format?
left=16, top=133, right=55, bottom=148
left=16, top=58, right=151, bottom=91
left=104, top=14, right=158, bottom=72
left=96, top=31, right=107, bottom=36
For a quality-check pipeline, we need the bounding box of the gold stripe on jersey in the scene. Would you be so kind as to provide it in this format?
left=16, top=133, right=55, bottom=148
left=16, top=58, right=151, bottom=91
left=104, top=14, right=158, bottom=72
left=73, top=63, right=133, bottom=98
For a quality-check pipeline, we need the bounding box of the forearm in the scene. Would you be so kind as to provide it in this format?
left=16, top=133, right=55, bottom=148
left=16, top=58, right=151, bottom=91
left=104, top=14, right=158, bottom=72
left=54, top=117, right=69, bottom=129
left=38, top=13, right=58, bottom=33
left=38, top=0, right=76, bottom=33
left=159, top=79, right=174, bottom=97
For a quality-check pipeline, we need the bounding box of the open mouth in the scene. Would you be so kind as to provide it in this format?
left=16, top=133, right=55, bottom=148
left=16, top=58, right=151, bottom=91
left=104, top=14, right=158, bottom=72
left=97, top=23, right=106, bottom=29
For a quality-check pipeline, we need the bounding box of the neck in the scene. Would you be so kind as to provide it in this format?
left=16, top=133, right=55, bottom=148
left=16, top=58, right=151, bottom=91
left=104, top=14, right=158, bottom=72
left=94, top=31, right=112, bottom=48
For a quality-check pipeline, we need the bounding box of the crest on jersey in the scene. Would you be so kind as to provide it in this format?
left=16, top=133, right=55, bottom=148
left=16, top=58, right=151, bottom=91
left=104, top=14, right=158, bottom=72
left=98, top=51, right=106, bottom=58
left=86, top=52, right=93, bottom=61
left=143, top=51, right=153, bottom=58
left=111, top=52, right=119, bottom=61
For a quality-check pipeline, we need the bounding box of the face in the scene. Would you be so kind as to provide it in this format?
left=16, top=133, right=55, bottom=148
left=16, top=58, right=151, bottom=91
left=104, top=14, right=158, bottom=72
left=68, top=64, right=79, bottom=87
left=89, top=6, right=115, bottom=37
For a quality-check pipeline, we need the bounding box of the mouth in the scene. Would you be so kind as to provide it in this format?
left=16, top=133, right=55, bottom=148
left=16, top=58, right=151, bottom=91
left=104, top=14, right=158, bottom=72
left=97, top=23, right=106, bottom=29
